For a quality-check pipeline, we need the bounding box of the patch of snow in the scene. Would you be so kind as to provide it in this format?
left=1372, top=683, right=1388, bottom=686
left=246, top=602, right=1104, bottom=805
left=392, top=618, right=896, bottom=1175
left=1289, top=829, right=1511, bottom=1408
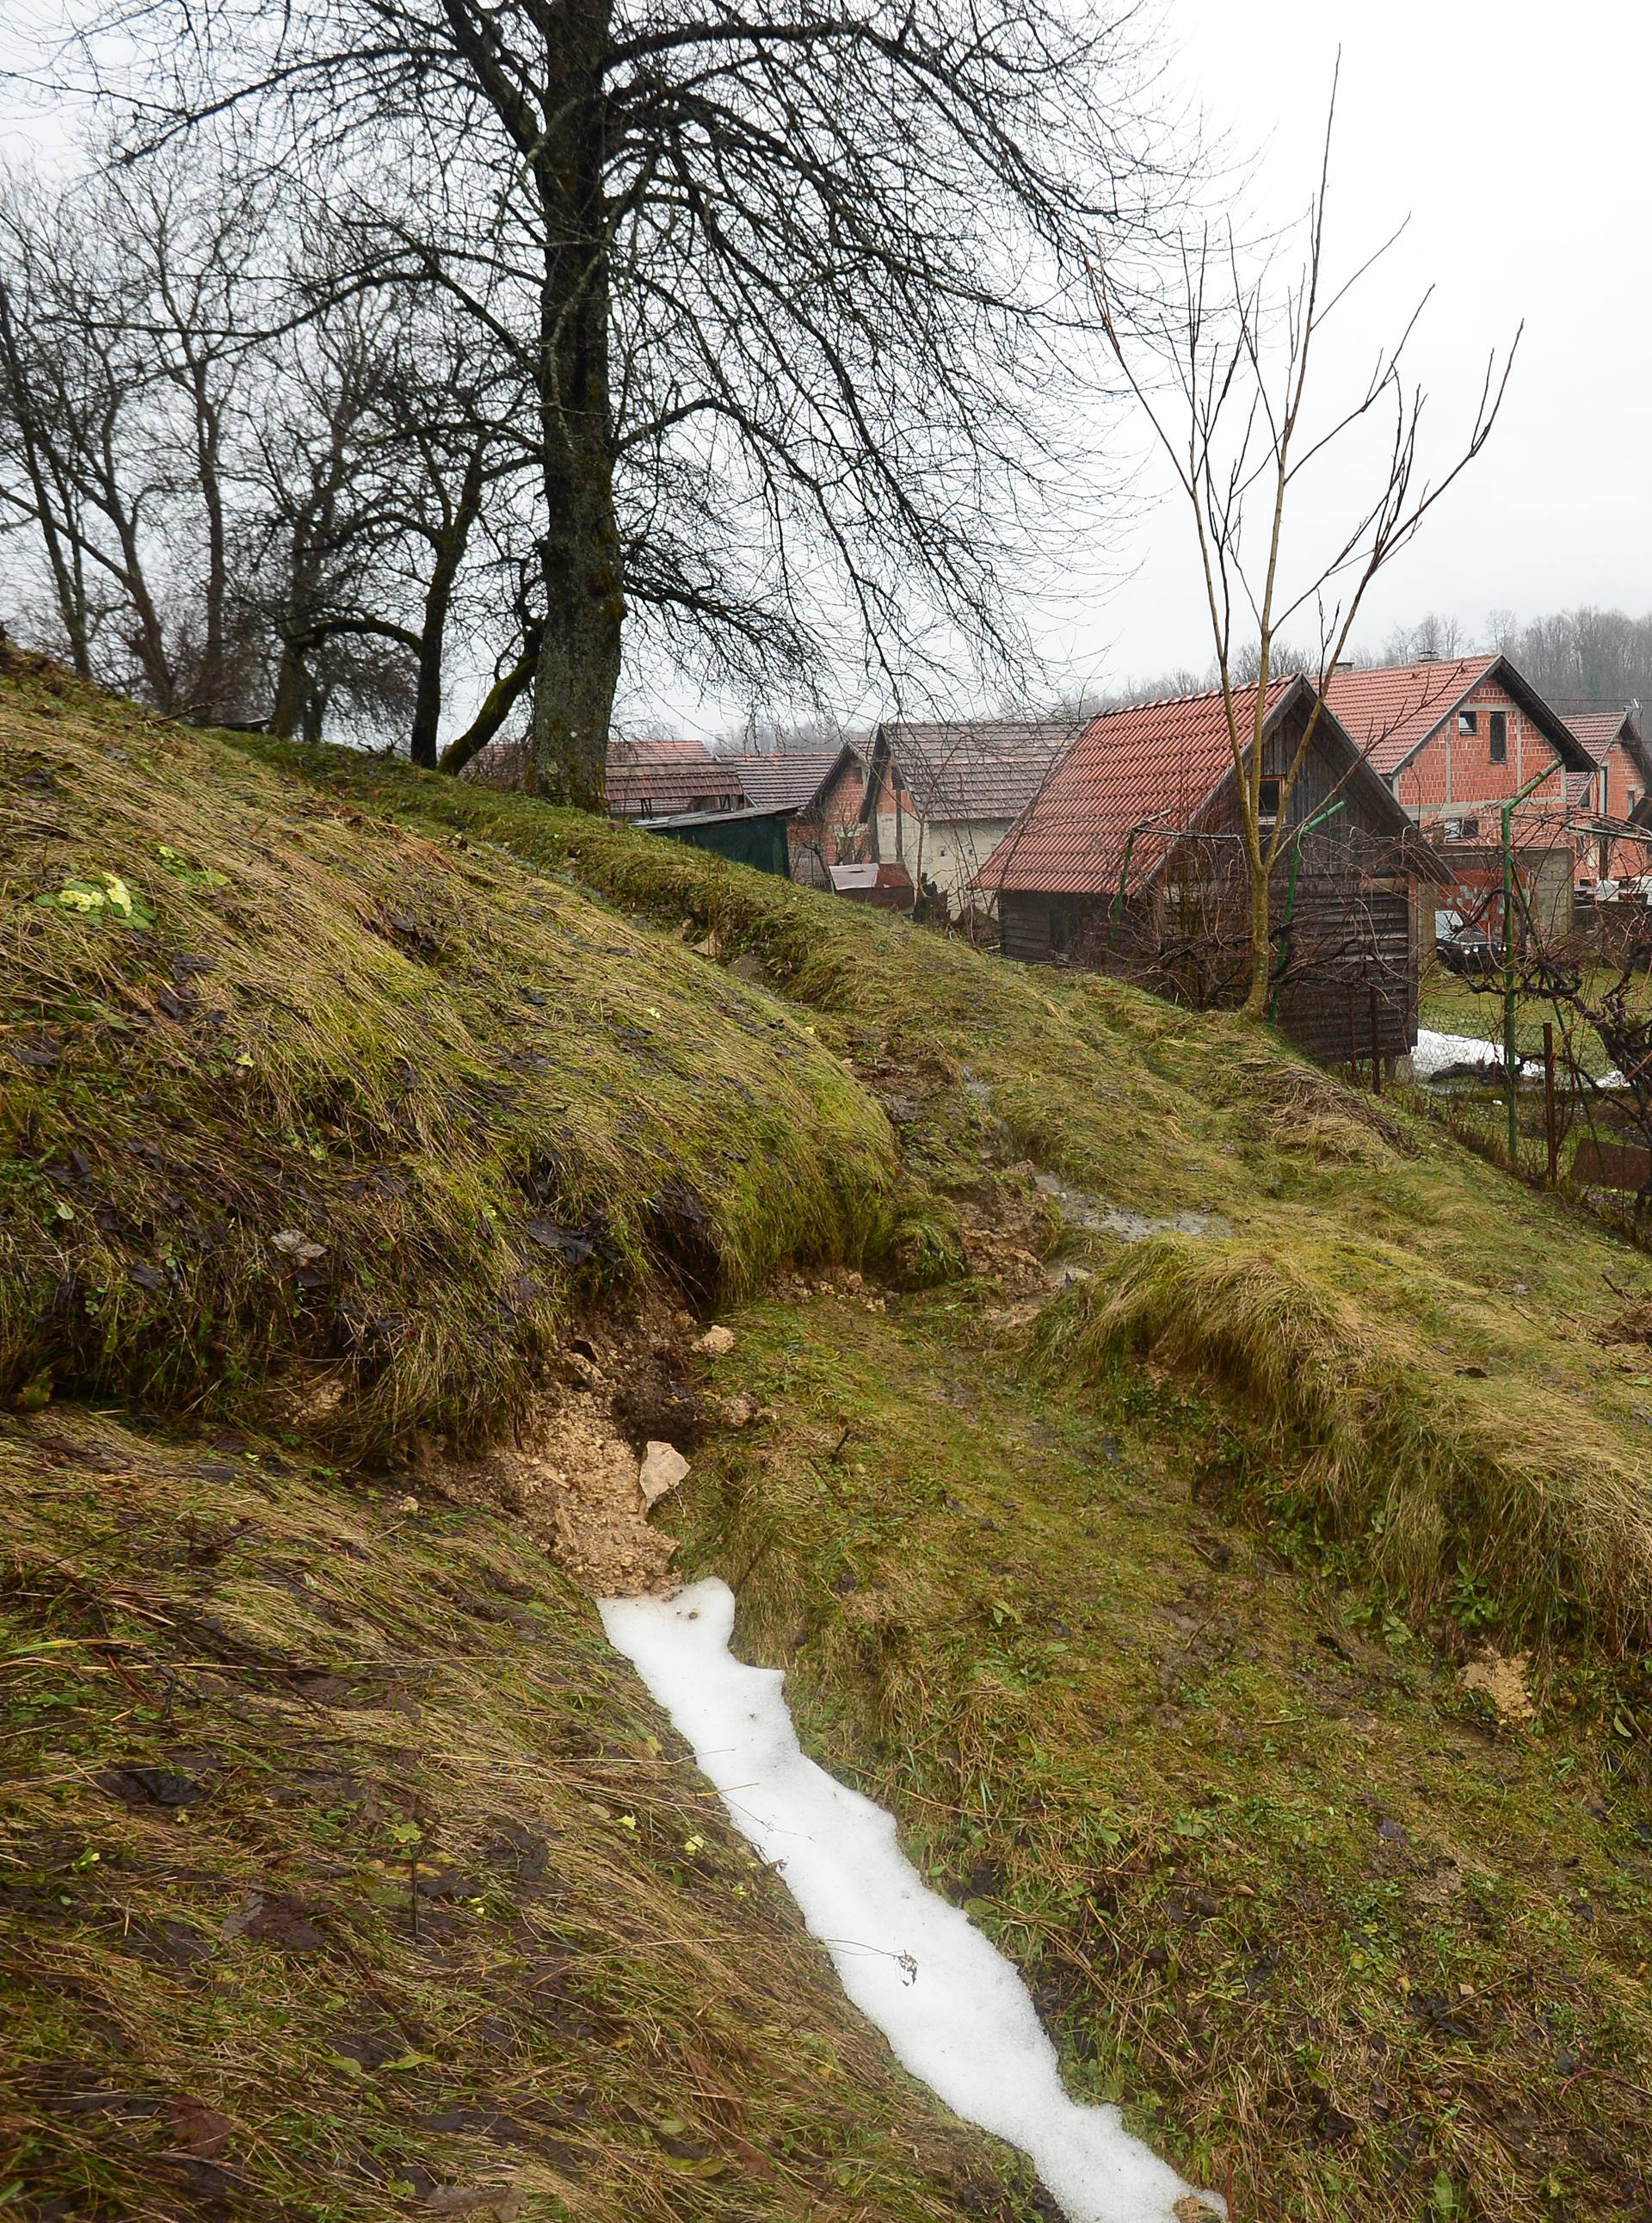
left=1412, top=1028, right=1512, bottom=1079
left=1032, top=1170, right=1230, bottom=1244
left=1413, top=1028, right=1625, bottom=1089
left=600, top=1578, right=1221, bottom=2223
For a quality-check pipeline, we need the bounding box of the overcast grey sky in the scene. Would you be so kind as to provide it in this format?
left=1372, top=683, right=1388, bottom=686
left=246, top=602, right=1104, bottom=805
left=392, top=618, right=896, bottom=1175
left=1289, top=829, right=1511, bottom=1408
left=3, top=0, right=1647, bottom=735
left=1057, top=0, right=1652, bottom=696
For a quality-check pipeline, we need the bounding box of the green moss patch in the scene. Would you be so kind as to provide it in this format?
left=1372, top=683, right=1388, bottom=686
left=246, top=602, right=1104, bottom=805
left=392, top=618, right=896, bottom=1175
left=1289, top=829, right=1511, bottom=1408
left=669, top=1292, right=1652, bottom=2223
left=2, top=672, right=892, bottom=1447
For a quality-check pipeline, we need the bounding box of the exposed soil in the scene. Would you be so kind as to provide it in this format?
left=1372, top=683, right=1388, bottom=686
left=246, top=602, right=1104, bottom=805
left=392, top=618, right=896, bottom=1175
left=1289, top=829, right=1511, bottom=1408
left=410, top=1310, right=719, bottom=1596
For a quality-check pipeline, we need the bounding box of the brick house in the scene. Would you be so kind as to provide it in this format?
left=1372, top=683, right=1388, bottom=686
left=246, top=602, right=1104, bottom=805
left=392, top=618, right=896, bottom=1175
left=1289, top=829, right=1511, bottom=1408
left=858, top=719, right=1076, bottom=915
left=461, top=732, right=749, bottom=818
left=605, top=736, right=748, bottom=819
left=730, top=744, right=866, bottom=886
left=976, top=677, right=1448, bottom=1066
left=1323, top=656, right=1600, bottom=938
left=1553, top=704, right=1652, bottom=885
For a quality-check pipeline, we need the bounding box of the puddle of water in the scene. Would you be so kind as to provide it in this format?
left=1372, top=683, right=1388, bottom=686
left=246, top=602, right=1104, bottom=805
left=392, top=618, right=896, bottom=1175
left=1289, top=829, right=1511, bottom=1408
left=600, top=1578, right=1222, bottom=2223
left=1032, top=1170, right=1230, bottom=1244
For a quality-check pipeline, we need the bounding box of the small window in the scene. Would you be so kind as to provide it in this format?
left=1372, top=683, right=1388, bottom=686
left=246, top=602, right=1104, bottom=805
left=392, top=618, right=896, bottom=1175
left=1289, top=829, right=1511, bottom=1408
left=1457, top=709, right=1478, bottom=737
left=1489, top=710, right=1507, bottom=764
left=1258, top=778, right=1280, bottom=822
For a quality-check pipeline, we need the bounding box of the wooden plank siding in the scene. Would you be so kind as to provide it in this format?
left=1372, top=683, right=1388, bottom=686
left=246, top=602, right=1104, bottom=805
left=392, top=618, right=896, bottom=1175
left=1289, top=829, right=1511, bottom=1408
left=993, top=692, right=1433, bottom=1069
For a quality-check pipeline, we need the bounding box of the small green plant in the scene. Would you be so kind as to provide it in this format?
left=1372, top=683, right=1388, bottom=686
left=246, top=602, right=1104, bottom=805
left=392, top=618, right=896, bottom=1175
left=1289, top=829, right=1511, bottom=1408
left=34, top=870, right=154, bottom=929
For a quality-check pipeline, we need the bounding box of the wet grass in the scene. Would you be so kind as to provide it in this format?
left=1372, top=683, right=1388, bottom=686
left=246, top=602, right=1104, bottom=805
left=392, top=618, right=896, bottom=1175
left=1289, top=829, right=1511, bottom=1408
left=237, top=731, right=1652, bottom=1653
left=0, top=1405, right=1051, bottom=2223
left=1, top=664, right=892, bottom=1449
left=6, top=669, right=1652, bottom=2218
left=669, top=1291, right=1652, bottom=2223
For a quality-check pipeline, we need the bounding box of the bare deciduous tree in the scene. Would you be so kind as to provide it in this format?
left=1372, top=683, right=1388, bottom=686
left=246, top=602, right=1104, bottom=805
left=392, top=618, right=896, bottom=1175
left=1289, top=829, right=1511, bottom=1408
left=64, top=0, right=1176, bottom=805
left=0, top=146, right=274, bottom=717
left=1094, top=78, right=1519, bottom=1016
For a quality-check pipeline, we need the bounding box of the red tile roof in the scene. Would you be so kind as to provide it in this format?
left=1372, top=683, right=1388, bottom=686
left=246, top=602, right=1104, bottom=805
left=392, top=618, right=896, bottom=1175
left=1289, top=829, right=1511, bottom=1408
left=1563, top=710, right=1631, bottom=765
left=605, top=737, right=748, bottom=816
left=977, top=682, right=1294, bottom=896
left=1322, top=658, right=1498, bottom=775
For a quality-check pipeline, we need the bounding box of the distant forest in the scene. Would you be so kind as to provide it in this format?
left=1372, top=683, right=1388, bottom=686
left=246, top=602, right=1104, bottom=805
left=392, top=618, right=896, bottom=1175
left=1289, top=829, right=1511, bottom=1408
left=1066, top=607, right=1652, bottom=726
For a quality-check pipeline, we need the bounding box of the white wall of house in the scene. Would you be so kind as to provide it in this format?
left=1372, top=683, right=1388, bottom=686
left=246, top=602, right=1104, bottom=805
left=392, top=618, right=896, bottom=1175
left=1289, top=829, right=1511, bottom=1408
left=872, top=803, right=1013, bottom=910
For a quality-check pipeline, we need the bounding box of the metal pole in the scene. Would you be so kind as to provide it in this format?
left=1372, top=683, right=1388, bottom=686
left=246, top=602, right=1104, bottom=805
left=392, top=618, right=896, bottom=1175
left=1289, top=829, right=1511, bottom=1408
left=1544, top=1022, right=1558, bottom=1184
left=1501, top=759, right=1565, bottom=1166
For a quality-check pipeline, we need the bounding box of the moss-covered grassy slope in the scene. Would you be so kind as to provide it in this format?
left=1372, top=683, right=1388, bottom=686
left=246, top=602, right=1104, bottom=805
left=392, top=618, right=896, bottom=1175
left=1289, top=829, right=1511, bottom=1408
left=0, top=1405, right=1043, bottom=2222
left=675, top=1293, right=1652, bottom=2222
left=245, top=723, right=1652, bottom=1657
left=2, top=668, right=891, bottom=1449
left=5, top=664, right=1652, bottom=2222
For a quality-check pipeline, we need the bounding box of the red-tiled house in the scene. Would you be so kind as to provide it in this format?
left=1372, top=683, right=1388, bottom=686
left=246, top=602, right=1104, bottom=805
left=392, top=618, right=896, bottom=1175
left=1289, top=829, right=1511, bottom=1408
left=859, top=719, right=1076, bottom=915
left=605, top=736, right=747, bottom=819
left=1555, top=705, right=1652, bottom=884
left=730, top=744, right=866, bottom=886
left=459, top=731, right=748, bottom=818
left=1322, top=656, right=1602, bottom=935
left=977, top=677, right=1448, bottom=1065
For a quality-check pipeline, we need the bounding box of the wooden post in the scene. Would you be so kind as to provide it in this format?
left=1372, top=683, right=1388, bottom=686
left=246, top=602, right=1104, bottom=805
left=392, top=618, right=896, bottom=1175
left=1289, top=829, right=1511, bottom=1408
left=1347, top=985, right=1359, bottom=1082
left=1369, top=983, right=1382, bottom=1095
left=1544, top=1022, right=1558, bottom=1184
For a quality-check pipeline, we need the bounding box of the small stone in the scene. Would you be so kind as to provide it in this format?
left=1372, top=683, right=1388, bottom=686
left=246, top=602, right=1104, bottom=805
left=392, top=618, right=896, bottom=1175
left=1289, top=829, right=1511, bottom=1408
left=693, top=1325, right=736, bottom=1357
left=638, top=1440, right=690, bottom=1507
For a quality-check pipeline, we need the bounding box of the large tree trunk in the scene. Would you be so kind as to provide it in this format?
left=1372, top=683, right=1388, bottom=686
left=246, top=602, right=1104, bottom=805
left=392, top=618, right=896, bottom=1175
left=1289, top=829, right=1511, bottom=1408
left=270, top=640, right=308, bottom=738
left=523, top=0, right=622, bottom=810
left=409, top=448, right=485, bottom=769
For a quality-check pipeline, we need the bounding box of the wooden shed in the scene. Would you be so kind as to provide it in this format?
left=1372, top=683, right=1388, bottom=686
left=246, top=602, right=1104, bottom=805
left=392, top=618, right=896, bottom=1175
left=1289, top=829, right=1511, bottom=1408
left=976, top=676, right=1451, bottom=1068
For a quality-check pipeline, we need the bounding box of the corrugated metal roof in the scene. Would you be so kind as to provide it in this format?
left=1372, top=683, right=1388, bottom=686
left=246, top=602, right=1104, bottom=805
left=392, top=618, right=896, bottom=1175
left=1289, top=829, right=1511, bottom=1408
left=879, top=720, right=1077, bottom=821
left=1322, top=658, right=1498, bottom=775
left=977, top=682, right=1293, bottom=896
left=730, top=748, right=853, bottom=812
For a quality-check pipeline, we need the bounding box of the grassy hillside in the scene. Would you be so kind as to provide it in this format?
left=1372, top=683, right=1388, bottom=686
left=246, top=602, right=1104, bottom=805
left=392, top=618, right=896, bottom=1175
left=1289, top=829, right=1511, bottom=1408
left=4, top=658, right=1651, bottom=2220
left=2, top=664, right=891, bottom=1448
left=246, top=721, right=1652, bottom=1656
left=0, top=1406, right=1039, bottom=2222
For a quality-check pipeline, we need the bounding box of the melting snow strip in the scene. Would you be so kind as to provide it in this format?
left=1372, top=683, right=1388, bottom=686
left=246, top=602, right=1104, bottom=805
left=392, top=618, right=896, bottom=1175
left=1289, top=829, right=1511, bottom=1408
left=1412, top=1028, right=1513, bottom=1078
left=1413, top=1027, right=1624, bottom=1089
left=1033, top=1170, right=1230, bottom=1244
left=601, top=1578, right=1222, bottom=2223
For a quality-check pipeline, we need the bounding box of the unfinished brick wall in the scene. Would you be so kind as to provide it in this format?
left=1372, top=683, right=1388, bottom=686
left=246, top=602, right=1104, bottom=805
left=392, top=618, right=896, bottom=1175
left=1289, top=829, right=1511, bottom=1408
left=1594, top=737, right=1652, bottom=881
left=1389, top=675, right=1593, bottom=819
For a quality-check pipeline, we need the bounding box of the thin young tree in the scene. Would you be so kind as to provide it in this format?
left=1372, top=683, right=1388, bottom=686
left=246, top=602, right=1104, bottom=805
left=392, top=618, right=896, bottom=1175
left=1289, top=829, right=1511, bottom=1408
left=1094, top=77, right=1519, bottom=1018
left=62, top=0, right=1178, bottom=806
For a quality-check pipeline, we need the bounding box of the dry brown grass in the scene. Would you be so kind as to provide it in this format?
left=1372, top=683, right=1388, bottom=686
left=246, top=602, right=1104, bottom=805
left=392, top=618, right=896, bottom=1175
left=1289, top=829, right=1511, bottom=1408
left=0, top=1404, right=1046, bottom=2221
